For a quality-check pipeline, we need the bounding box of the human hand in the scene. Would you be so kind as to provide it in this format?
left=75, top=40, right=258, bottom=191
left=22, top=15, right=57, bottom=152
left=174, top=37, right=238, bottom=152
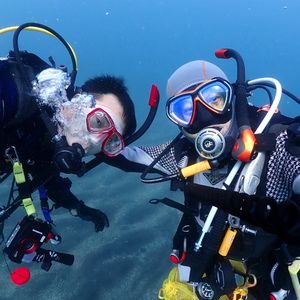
left=74, top=200, right=109, bottom=232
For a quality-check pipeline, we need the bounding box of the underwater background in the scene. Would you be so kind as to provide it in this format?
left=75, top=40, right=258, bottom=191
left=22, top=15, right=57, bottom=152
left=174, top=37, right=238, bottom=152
left=0, top=0, right=299, bottom=299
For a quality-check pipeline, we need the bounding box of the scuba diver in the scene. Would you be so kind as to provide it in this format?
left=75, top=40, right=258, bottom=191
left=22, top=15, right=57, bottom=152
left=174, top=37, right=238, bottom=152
left=103, top=50, right=300, bottom=299
left=0, top=22, right=158, bottom=277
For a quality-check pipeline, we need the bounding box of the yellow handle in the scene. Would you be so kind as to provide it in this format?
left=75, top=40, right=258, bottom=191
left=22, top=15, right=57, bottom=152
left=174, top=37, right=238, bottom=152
left=181, top=160, right=211, bottom=178
left=219, top=227, right=237, bottom=256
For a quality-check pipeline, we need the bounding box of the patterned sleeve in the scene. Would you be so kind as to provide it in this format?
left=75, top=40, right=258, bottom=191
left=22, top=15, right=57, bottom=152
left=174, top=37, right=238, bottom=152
left=121, top=142, right=179, bottom=175
left=266, top=130, right=300, bottom=202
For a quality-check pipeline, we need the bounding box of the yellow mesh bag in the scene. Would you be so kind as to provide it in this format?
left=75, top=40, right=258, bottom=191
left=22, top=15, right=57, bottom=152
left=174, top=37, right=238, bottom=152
left=158, top=267, right=229, bottom=300
left=158, top=267, right=230, bottom=300
left=158, top=267, right=200, bottom=300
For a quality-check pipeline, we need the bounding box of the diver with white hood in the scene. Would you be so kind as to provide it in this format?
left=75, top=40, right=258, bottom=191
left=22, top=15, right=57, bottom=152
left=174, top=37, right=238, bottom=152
left=107, top=49, right=300, bottom=299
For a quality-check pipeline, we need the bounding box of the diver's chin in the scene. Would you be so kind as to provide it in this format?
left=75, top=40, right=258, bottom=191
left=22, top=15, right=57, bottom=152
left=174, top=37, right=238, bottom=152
left=84, top=148, right=102, bottom=156
left=181, top=128, right=199, bottom=144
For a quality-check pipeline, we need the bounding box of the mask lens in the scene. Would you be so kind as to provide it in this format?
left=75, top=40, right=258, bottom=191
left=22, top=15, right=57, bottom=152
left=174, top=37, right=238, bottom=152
left=87, top=110, right=112, bottom=133
left=168, top=95, right=193, bottom=126
left=103, top=132, right=124, bottom=156
left=198, top=81, right=229, bottom=112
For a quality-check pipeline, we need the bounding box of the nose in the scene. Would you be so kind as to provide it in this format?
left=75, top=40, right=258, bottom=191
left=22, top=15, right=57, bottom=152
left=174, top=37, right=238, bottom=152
left=88, top=133, right=108, bottom=146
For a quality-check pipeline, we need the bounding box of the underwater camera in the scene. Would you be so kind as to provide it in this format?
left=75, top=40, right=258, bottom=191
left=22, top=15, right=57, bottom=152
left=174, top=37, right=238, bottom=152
left=3, top=216, right=74, bottom=271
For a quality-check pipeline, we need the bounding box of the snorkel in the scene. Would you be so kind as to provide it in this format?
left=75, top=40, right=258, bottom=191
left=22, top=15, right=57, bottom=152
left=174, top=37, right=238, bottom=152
left=215, top=48, right=256, bottom=162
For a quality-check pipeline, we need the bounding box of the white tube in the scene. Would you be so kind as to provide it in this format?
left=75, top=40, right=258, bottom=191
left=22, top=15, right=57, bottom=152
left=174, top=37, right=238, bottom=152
left=248, top=77, right=282, bottom=134
left=194, top=78, right=282, bottom=250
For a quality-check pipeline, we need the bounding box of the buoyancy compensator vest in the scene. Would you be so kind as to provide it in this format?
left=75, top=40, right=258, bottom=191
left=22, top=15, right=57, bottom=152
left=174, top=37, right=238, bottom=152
left=0, top=52, right=51, bottom=128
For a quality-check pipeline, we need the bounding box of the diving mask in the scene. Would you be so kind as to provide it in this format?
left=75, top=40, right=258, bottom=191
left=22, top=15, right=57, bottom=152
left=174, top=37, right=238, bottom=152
left=86, top=108, right=125, bottom=157
left=166, top=78, right=232, bottom=128
left=58, top=94, right=124, bottom=157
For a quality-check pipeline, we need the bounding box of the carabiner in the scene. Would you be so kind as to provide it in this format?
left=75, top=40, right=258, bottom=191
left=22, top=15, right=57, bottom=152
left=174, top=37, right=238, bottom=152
left=5, top=146, right=20, bottom=165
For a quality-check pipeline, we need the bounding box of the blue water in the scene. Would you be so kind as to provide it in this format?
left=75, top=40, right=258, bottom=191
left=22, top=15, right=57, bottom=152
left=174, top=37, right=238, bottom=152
left=0, top=1, right=299, bottom=299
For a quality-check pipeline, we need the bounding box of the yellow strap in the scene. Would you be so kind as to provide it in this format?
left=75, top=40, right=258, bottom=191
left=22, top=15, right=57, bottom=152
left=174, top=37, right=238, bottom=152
left=288, top=260, right=300, bottom=300
left=13, top=162, right=26, bottom=184
left=12, top=161, right=36, bottom=216
left=22, top=197, right=36, bottom=216
left=233, top=288, right=247, bottom=300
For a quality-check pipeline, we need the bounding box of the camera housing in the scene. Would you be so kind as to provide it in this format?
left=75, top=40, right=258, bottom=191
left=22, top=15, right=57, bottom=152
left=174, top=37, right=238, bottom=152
left=4, top=215, right=61, bottom=264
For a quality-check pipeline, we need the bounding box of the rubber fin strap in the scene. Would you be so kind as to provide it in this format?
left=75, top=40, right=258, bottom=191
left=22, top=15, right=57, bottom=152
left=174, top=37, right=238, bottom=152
left=5, top=147, right=36, bottom=216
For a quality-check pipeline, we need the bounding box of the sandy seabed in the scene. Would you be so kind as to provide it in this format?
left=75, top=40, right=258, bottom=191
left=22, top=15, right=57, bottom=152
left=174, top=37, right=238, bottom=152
left=0, top=164, right=182, bottom=300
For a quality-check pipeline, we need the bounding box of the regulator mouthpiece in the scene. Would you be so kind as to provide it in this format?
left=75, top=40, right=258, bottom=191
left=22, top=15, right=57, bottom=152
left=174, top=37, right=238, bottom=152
left=195, top=127, right=226, bottom=160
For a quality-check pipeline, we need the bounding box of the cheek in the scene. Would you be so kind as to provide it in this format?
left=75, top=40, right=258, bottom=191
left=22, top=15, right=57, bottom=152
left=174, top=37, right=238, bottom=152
left=68, top=122, right=86, bottom=135
left=84, top=146, right=101, bottom=156
left=83, top=142, right=101, bottom=156
left=60, top=109, right=88, bottom=135
left=83, top=133, right=109, bottom=156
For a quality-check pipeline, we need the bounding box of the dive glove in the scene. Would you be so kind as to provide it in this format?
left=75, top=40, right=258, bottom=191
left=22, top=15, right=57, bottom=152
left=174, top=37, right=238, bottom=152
left=53, top=137, right=84, bottom=174
left=74, top=200, right=109, bottom=232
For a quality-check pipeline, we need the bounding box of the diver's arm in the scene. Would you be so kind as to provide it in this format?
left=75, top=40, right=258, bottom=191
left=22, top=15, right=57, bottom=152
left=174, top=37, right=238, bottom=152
left=120, top=146, right=172, bottom=175
left=45, top=175, right=109, bottom=232
left=102, top=146, right=171, bottom=175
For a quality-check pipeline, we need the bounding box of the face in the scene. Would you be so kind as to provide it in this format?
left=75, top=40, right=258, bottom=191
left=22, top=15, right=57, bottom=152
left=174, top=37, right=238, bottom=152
left=210, top=93, right=225, bottom=111
left=59, top=93, right=125, bottom=156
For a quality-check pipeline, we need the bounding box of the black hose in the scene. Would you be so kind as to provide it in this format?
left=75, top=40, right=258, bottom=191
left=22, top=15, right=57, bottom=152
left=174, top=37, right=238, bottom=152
left=13, top=23, right=77, bottom=87
left=215, top=48, right=250, bottom=129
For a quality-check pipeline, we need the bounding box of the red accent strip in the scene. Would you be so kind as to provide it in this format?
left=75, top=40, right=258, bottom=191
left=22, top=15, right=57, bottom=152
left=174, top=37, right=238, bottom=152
left=215, top=49, right=230, bottom=59
left=44, top=232, right=54, bottom=244
left=257, top=104, right=279, bottom=114
left=149, top=84, right=159, bottom=108
left=179, top=251, right=187, bottom=262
